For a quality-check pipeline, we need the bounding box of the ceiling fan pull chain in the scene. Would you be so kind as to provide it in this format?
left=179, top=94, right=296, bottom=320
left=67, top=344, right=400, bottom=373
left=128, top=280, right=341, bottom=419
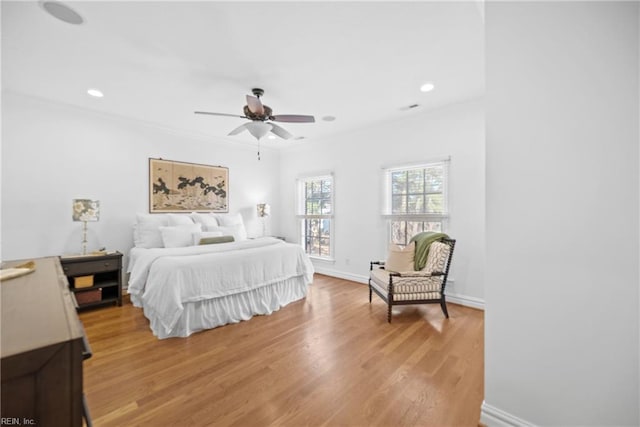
left=257, top=140, right=261, bottom=161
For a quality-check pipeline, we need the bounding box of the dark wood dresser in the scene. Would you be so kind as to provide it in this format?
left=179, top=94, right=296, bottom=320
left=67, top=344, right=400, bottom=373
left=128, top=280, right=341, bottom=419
left=1, top=257, right=89, bottom=426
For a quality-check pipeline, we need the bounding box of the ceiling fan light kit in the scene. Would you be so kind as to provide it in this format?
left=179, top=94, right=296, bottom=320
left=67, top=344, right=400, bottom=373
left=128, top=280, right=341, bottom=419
left=245, top=121, right=273, bottom=140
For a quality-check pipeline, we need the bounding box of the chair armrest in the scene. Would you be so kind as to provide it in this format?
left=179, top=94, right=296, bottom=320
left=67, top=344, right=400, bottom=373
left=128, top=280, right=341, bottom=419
left=389, top=271, right=444, bottom=278
left=370, top=260, right=386, bottom=271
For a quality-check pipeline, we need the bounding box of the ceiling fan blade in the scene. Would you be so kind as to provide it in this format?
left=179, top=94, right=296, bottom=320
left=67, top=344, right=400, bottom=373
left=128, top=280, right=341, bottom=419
left=270, top=114, right=315, bottom=123
left=246, top=95, right=265, bottom=115
left=195, top=111, right=246, bottom=119
left=228, top=123, right=248, bottom=136
left=269, top=123, right=293, bottom=140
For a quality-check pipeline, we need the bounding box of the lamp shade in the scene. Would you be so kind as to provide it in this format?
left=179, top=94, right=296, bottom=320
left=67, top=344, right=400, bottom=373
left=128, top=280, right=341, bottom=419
left=257, top=203, right=271, bottom=217
left=72, top=199, right=100, bottom=222
left=245, top=121, right=272, bottom=140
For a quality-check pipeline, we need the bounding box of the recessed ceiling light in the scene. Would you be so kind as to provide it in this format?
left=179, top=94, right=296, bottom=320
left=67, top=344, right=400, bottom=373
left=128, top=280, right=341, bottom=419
left=322, top=116, right=336, bottom=122
left=41, top=1, right=84, bottom=25
left=267, top=135, right=276, bottom=140
left=420, top=82, right=435, bottom=93
left=87, top=88, right=103, bottom=98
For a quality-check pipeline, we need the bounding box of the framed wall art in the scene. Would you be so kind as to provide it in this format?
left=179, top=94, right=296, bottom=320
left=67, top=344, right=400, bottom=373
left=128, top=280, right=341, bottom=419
left=149, top=158, right=229, bottom=213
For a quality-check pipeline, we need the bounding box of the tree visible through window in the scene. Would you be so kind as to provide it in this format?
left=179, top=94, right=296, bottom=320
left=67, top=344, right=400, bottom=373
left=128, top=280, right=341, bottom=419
left=298, top=175, right=333, bottom=258
left=384, top=161, right=448, bottom=245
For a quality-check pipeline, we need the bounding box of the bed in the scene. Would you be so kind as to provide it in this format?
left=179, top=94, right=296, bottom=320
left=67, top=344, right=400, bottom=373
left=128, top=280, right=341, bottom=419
left=127, top=213, right=314, bottom=339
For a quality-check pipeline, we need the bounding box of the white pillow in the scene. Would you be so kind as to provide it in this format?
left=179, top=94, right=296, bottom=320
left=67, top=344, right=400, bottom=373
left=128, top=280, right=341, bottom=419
left=167, top=213, right=195, bottom=226
left=190, top=212, right=219, bottom=229
left=219, top=224, right=248, bottom=241
left=385, top=241, right=415, bottom=272
left=134, top=214, right=169, bottom=248
left=192, top=230, right=224, bottom=246
left=216, top=213, right=244, bottom=227
left=159, top=224, right=202, bottom=248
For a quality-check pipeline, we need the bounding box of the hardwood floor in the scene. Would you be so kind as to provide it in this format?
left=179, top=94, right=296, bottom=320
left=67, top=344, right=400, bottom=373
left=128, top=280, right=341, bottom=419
left=80, top=274, right=484, bottom=426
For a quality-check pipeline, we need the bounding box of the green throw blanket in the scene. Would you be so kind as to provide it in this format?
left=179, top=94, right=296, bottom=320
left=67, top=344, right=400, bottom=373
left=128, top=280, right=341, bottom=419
left=409, top=231, right=449, bottom=271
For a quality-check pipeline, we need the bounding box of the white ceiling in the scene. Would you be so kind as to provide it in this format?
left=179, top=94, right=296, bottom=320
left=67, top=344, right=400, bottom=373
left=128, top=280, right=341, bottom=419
left=2, top=1, right=484, bottom=147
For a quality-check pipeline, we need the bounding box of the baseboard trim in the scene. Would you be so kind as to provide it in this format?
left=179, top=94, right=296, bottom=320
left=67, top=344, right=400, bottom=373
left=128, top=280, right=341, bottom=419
left=446, top=292, right=485, bottom=310
left=313, top=266, right=369, bottom=284
left=480, top=401, right=535, bottom=427
left=313, top=267, right=485, bottom=311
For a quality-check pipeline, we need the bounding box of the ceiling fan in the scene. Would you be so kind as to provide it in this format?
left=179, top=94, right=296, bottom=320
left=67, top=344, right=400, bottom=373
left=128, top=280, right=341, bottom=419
left=195, top=88, right=315, bottom=141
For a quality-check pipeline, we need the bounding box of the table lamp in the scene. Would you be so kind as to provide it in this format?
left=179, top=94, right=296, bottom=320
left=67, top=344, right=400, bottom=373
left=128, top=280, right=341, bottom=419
left=72, top=199, right=100, bottom=255
left=257, top=203, right=270, bottom=237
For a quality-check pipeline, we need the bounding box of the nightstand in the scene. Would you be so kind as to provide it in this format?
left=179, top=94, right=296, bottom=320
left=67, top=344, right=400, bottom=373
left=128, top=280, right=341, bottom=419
left=60, top=252, right=123, bottom=310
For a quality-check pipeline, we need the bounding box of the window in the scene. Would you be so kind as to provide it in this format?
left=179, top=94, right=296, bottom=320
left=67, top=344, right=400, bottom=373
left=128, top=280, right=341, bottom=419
left=382, top=160, right=449, bottom=245
left=297, top=174, right=334, bottom=259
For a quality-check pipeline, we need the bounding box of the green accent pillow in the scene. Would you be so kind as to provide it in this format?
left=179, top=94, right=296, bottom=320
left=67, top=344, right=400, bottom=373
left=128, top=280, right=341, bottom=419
left=199, top=235, right=235, bottom=245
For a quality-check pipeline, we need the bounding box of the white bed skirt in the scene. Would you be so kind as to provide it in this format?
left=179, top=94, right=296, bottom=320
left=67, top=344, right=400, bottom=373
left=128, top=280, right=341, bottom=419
left=140, top=275, right=309, bottom=339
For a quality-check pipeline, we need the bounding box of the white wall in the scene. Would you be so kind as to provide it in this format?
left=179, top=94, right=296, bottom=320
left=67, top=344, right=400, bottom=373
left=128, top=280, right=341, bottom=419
left=1, top=92, right=281, bottom=264
left=484, top=2, right=639, bottom=426
left=279, top=99, right=485, bottom=304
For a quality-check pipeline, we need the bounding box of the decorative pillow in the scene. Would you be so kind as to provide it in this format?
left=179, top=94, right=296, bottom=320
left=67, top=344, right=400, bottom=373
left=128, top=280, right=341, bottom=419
left=422, top=241, right=451, bottom=273
left=190, top=212, right=219, bottom=229
left=159, top=224, right=202, bottom=248
left=134, top=214, right=169, bottom=248
left=199, top=235, right=235, bottom=245
left=204, top=225, right=223, bottom=233
left=385, top=241, right=415, bottom=272
left=219, top=223, right=248, bottom=241
left=216, top=213, right=244, bottom=227
left=167, top=213, right=195, bottom=226
left=192, top=230, right=223, bottom=246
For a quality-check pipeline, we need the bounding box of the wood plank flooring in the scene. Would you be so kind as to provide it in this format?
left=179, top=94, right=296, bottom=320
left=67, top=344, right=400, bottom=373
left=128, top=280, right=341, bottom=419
left=79, top=274, right=484, bottom=426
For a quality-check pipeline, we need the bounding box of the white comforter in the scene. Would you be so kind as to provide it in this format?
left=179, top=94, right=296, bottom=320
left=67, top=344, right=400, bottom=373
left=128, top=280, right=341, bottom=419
left=128, top=237, right=314, bottom=333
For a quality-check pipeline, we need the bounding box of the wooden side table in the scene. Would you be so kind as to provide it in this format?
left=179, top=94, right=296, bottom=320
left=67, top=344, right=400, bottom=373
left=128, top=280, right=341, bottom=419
left=60, top=252, right=123, bottom=310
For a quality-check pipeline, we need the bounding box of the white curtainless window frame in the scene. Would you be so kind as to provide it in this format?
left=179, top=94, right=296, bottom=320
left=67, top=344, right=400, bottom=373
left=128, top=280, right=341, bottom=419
left=382, top=158, right=449, bottom=246
left=296, top=173, right=334, bottom=260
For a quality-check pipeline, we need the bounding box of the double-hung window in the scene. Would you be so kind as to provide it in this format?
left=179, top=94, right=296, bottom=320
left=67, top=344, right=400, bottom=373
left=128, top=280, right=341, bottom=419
left=297, top=174, right=334, bottom=259
left=382, top=159, right=449, bottom=245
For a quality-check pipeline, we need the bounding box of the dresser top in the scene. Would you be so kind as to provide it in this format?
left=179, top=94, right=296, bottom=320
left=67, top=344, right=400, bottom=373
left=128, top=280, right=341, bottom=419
left=1, top=257, right=84, bottom=358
